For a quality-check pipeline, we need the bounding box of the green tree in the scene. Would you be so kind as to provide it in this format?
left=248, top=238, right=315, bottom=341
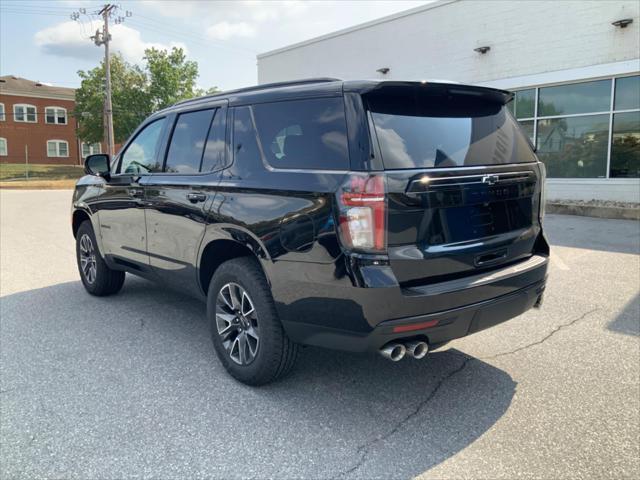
left=75, top=54, right=149, bottom=144
left=75, top=47, right=218, bottom=144
left=145, top=47, right=201, bottom=110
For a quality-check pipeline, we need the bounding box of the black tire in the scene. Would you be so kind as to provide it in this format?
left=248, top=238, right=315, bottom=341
left=207, top=257, right=299, bottom=386
left=76, top=220, right=125, bottom=296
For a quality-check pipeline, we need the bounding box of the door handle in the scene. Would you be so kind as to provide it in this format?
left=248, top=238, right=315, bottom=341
left=187, top=192, right=207, bottom=203
left=128, top=188, right=144, bottom=198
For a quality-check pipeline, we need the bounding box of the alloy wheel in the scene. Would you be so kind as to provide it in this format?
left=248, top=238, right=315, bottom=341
left=216, top=282, right=260, bottom=365
left=79, top=233, right=97, bottom=284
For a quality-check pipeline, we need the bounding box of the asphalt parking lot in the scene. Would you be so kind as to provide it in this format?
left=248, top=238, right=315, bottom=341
left=1, top=189, right=639, bottom=479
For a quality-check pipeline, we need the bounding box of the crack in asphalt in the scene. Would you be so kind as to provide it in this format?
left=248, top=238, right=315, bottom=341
left=480, top=307, right=599, bottom=361
left=332, top=306, right=600, bottom=479
left=331, top=355, right=472, bottom=480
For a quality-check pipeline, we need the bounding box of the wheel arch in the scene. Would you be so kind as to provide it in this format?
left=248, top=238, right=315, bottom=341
left=72, top=208, right=92, bottom=238
left=198, top=227, right=271, bottom=296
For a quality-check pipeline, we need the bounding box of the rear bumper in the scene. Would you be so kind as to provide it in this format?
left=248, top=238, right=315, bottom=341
left=282, top=277, right=546, bottom=352
left=270, top=254, right=548, bottom=352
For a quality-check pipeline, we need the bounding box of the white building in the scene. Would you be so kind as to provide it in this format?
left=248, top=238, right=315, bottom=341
left=257, top=0, right=640, bottom=203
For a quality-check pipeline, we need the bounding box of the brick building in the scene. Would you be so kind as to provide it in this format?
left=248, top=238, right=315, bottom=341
left=0, top=75, right=103, bottom=165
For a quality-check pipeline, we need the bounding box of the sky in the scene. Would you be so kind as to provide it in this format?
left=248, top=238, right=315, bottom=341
left=0, top=0, right=430, bottom=91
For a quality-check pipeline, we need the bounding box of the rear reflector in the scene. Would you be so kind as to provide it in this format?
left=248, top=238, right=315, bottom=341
left=392, top=319, right=439, bottom=333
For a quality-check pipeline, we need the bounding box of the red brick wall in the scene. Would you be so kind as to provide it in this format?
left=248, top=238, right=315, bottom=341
left=0, top=94, right=81, bottom=165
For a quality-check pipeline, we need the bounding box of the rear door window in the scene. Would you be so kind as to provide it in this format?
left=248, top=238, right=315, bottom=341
left=200, top=108, right=227, bottom=172
left=165, top=109, right=215, bottom=174
left=252, top=97, right=349, bottom=170
left=367, top=92, right=536, bottom=169
left=233, top=106, right=261, bottom=172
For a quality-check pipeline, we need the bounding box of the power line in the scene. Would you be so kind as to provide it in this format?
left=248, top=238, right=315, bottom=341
left=0, top=4, right=256, bottom=56
left=2, top=2, right=90, bottom=9
left=127, top=16, right=257, bottom=55
left=0, top=8, right=69, bottom=17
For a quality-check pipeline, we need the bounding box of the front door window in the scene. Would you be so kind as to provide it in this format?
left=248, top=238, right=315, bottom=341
left=119, top=118, right=166, bottom=174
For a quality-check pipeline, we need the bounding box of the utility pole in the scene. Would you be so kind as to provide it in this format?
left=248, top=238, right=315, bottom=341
left=24, top=144, right=29, bottom=181
left=96, top=4, right=115, bottom=157
left=73, top=5, right=132, bottom=157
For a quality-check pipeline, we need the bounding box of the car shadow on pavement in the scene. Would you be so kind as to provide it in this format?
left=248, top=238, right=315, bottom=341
left=607, top=292, right=640, bottom=337
left=1, top=277, right=516, bottom=479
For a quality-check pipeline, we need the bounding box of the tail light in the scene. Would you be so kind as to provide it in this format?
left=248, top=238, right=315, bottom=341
left=337, top=173, right=387, bottom=253
left=539, top=162, right=547, bottom=222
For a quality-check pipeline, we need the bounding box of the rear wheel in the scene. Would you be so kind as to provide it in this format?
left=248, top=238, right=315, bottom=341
left=207, top=257, right=299, bottom=386
left=76, top=220, right=125, bottom=296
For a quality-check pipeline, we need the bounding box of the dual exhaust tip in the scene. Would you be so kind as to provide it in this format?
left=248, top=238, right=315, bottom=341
left=380, top=340, right=429, bottom=361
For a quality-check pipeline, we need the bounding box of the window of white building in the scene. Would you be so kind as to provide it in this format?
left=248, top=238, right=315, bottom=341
left=509, top=75, right=640, bottom=178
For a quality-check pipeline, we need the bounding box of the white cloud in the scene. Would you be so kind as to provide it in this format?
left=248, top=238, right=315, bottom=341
left=34, top=21, right=187, bottom=64
left=142, top=0, right=308, bottom=22
left=141, top=0, right=309, bottom=39
left=207, top=21, right=256, bottom=40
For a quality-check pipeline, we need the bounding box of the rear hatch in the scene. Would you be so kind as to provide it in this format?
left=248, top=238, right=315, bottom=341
left=364, top=82, right=545, bottom=286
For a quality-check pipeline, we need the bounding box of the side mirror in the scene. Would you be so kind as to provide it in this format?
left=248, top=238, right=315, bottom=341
left=85, top=154, right=111, bottom=178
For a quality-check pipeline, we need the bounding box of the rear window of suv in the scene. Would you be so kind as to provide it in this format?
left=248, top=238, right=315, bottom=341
left=252, top=97, right=349, bottom=170
left=367, top=90, right=537, bottom=169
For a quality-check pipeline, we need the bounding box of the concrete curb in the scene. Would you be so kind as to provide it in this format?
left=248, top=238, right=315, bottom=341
left=547, top=202, right=640, bottom=221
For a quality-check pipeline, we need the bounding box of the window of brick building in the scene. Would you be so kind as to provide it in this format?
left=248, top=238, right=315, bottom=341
left=45, top=106, right=67, bottom=125
left=14, top=104, right=37, bottom=123
left=81, top=142, right=101, bottom=158
left=47, top=140, right=69, bottom=157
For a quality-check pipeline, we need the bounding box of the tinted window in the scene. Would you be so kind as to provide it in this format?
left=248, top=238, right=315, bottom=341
left=519, top=120, right=534, bottom=144
left=252, top=97, right=349, bottom=170
left=201, top=108, right=227, bottom=172
left=615, top=76, right=640, bottom=111
left=165, top=109, right=215, bottom=173
left=233, top=106, right=261, bottom=175
left=610, top=111, right=640, bottom=178
left=120, top=119, right=166, bottom=174
left=514, top=89, right=535, bottom=119
left=536, top=114, right=609, bottom=178
left=538, top=80, right=610, bottom=116
left=368, top=94, right=536, bottom=169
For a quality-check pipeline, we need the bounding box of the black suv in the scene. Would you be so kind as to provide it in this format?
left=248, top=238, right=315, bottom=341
left=72, top=79, right=549, bottom=385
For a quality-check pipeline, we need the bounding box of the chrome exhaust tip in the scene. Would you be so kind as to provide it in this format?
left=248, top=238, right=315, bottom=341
left=379, top=342, right=407, bottom=362
left=405, top=340, right=429, bottom=359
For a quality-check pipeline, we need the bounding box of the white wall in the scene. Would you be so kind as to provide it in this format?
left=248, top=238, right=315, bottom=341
left=547, top=179, right=640, bottom=203
left=258, top=0, right=640, bottom=85
left=257, top=0, right=640, bottom=204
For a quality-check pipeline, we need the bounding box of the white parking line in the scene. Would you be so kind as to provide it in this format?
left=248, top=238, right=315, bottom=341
left=550, top=250, right=570, bottom=271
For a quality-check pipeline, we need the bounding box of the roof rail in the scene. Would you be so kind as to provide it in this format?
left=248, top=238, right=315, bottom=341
left=174, top=77, right=342, bottom=106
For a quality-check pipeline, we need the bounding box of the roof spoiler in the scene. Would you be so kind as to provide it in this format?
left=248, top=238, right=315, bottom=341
left=352, top=80, right=513, bottom=105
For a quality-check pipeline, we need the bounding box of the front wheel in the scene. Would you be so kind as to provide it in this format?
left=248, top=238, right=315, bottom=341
left=207, top=257, right=299, bottom=386
left=76, top=220, right=125, bottom=296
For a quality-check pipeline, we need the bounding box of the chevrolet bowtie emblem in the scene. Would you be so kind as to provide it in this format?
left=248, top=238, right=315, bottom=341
left=482, top=174, right=499, bottom=185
